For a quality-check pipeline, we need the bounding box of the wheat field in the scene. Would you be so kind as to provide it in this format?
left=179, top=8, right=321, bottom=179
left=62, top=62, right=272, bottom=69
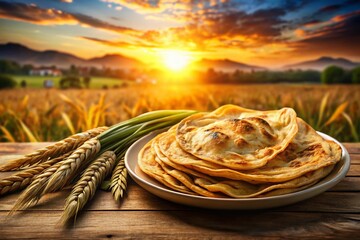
left=0, top=84, right=359, bottom=142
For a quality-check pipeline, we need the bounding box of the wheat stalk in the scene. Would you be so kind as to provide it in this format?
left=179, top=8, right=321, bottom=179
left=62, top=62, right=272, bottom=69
left=0, top=152, right=72, bottom=196
left=43, top=138, right=101, bottom=195
left=110, top=159, right=128, bottom=203
left=59, top=151, right=116, bottom=225
left=0, top=127, right=107, bottom=171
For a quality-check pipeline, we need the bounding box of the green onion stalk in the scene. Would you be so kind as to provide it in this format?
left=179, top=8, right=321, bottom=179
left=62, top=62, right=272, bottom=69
left=98, top=110, right=197, bottom=159
left=97, top=110, right=197, bottom=195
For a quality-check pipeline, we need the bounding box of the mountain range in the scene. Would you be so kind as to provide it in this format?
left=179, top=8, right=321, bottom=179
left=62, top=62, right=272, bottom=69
left=0, top=43, right=144, bottom=69
left=283, top=56, right=360, bottom=70
left=191, top=58, right=266, bottom=72
left=0, top=42, right=359, bottom=71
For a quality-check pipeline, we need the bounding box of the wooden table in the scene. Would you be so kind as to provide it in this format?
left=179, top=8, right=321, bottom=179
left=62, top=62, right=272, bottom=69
left=0, top=143, right=359, bottom=239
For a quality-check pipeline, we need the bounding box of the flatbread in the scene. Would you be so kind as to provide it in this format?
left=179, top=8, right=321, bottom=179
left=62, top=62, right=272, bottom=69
left=137, top=105, right=342, bottom=199
left=137, top=139, right=194, bottom=195
left=194, top=165, right=334, bottom=198
left=151, top=131, right=334, bottom=198
left=176, top=105, right=298, bottom=170
left=159, top=118, right=341, bottom=183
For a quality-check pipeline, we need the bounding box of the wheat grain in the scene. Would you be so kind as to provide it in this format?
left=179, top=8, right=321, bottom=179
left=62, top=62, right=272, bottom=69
left=59, top=151, right=116, bottom=225
left=11, top=160, right=64, bottom=212
left=43, top=138, right=101, bottom=194
left=0, top=152, right=72, bottom=196
left=0, top=126, right=108, bottom=171
left=110, top=159, right=128, bottom=203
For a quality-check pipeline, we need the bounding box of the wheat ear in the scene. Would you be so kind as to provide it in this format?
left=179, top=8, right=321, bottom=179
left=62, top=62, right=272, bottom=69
left=0, top=127, right=107, bottom=171
left=59, top=151, right=116, bottom=225
left=11, top=160, right=65, bottom=213
left=0, top=152, right=72, bottom=196
left=43, top=138, right=101, bottom=195
left=110, top=159, right=128, bottom=203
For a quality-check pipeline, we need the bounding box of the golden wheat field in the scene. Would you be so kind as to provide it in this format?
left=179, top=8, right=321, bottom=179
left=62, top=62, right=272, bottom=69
left=0, top=84, right=359, bottom=142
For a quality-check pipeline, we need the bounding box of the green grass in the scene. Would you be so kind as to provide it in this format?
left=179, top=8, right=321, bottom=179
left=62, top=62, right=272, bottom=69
left=12, top=75, right=131, bottom=89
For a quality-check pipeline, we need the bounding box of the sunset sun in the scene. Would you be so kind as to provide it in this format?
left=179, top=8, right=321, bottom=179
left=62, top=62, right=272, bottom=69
left=161, top=50, right=191, bottom=71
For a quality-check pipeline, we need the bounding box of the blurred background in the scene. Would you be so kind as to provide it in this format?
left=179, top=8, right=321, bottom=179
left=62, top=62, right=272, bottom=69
left=0, top=0, right=359, bottom=142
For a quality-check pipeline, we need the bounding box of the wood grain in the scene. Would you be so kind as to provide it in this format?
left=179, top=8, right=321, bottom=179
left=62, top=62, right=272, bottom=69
left=0, top=211, right=359, bottom=239
left=0, top=142, right=359, bottom=239
left=0, top=185, right=359, bottom=213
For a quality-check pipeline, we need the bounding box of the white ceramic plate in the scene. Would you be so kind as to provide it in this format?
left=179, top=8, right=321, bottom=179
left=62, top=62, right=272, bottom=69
left=125, top=130, right=350, bottom=209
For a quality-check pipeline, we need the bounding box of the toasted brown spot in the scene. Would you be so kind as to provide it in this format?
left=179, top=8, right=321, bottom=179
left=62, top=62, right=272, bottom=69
left=304, top=171, right=315, bottom=177
left=234, top=138, right=249, bottom=147
left=260, top=127, right=275, bottom=140
left=208, top=131, right=229, bottom=145
left=306, top=144, right=322, bottom=151
left=232, top=119, right=256, bottom=134
left=290, top=160, right=302, bottom=168
left=298, top=144, right=322, bottom=157
left=263, top=148, right=274, bottom=156
left=230, top=118, right=241, bottom=123
left=205, top=126, right=221, bottom=132
left=247, top=117, right=272, bottom=130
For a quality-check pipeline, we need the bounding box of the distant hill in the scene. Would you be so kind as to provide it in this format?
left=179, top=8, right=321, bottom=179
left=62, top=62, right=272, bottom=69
left=89, top=54, right=143, bottom=69
left=191, top=58, right=266, bottom=72
left=0, top=42, right=143, bottom=69
left=283, top=56, right=360, bottom=71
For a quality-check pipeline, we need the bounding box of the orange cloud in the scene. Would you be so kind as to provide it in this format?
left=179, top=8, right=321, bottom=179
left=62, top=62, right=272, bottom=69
left=302, top=20, right=321, bottom=28
left=331, top=10, right=360, bottom=22
left=288, top=10, right=360, bottom=57
left=295, top=29, right=306, bottom=37
left=0, top=3, right=77, bottom=25
left=0, top=2, right=137, bottom=34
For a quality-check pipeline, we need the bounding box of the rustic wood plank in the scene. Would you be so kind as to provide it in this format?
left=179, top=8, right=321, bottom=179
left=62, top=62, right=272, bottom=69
left=0, top=142, right=359, bottom=239
left=350, top=153, right=360, bottom=164
left=0, top=180, right=186, bottom=212
left=0, top=182, right=359, bottom=213
left=343, top=143, right=360, bottom=154
left=0, top=143, right=52, bottom=155
left=0, top=211, right=359, bottom=239
left=275, top=192, right=360, bottom=213
left=329, top=176, right=360, bottom=191
left=348, top=164, right=360, bottom=176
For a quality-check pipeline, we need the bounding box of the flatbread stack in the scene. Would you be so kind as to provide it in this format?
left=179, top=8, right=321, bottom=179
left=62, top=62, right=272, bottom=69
left=138, top=105, right=342, bottom=198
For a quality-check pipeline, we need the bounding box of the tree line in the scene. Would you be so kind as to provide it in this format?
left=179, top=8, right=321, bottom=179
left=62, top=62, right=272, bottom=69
left=0, top=59, right=359, bottom=89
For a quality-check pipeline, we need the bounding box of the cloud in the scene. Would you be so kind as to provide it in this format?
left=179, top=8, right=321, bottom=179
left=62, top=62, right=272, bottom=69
left=135, top=7, right=286, bottom=51
left=0, top=2, right=137, bottom=34
left=99, top=0, right=238, bottom=15
left=290, top=10, right=360, bottom=56
left=0, top=2, right=77, bottom=25
left=317, top=4, right=342, bottom=13
left=302, top=20, right=321, bottom=28
left=72, top=13, right=136, bottom=33
left=331, top=10, right=360, bottom=22
left=81, top=36, right=160, bottom=49
left=315, top=0, right=360, bottom=15
left=100, top=0, right=164, bottom=13
left=3, top=0, right=359, bottom=62
left=79, top=5, right=288, bottom=53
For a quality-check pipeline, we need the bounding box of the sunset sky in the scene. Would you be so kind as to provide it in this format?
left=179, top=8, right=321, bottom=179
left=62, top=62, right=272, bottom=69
left=0, top=0, right=360, bottom=68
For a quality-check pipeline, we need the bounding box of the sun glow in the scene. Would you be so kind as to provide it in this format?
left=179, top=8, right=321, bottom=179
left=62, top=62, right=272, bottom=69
left=161, top=50, right=191, bottom=71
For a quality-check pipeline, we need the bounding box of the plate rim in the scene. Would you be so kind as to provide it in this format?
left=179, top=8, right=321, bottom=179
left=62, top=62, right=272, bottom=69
left=125, top=130, right=350, bottom=204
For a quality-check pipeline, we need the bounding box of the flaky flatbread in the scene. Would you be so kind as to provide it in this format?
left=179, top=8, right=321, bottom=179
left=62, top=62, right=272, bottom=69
left=137, top=140, right=194, bottom=195
left=194, top=165, right=334, bottom=198
left=176, top=105, right=298, bottom=170
left=159, top=118, right=341, bottom=183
